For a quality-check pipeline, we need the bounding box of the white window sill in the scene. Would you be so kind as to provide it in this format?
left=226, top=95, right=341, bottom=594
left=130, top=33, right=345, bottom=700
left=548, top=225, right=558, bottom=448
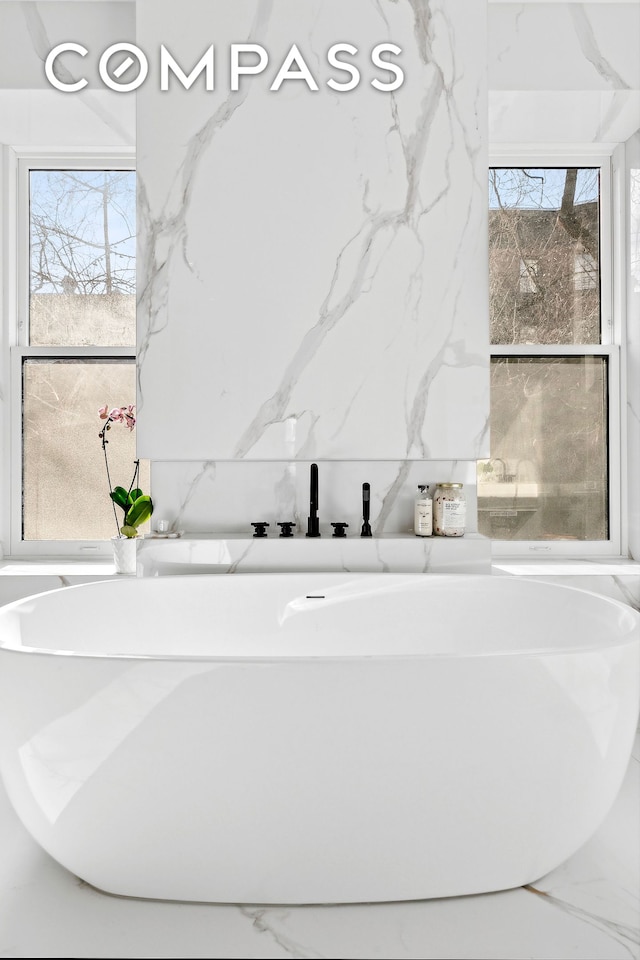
left=0, top=560, right=119, bottom=576
left=492, top=558, right=640, bottom=576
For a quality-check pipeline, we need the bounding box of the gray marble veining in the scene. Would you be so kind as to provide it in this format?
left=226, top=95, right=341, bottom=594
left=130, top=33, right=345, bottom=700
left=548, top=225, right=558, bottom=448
left=525, top=883, right=640, bottom=958
left=20, top=3, right=133, bottom=144
left=570, top=4, right=631, bottom=91
left=136, top=0, right=489, bottom=461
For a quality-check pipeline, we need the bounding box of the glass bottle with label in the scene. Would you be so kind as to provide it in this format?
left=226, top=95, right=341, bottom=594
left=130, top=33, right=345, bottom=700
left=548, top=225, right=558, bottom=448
left=433, top=483, right=466, bottom=537
left=414, top=484, right=433, bottom=537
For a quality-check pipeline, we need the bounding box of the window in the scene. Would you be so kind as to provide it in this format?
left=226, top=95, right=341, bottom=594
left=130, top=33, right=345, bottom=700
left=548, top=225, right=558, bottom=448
left=519, top=257, right=539, bottom=294
left=9, top=155, right=148, bottom=557
left=574, top=248, right=598, bottom=291
left=478, top=160, right=621, bottom=555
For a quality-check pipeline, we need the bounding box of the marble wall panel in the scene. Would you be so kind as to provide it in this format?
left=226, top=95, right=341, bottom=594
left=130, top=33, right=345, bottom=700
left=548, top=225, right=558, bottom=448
left=489, top=89, right=640, bottom=143
left=136, top=0, right=489, bottom=461
left=488, top=3, right=640, bottom=144
left=489, top=3, right=640, bottom=92
left=0, top=1, right=135, bottom=90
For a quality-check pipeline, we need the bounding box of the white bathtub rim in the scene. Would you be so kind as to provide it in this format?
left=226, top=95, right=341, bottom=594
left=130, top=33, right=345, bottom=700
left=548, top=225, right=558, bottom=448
left=0, top=572, right=638, bottom=661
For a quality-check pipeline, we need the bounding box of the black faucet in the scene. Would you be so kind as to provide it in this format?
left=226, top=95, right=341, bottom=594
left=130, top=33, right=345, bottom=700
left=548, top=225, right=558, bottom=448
left=306, top=462, right=320, bottom=537
left=361, top=482, right=372, bottom=537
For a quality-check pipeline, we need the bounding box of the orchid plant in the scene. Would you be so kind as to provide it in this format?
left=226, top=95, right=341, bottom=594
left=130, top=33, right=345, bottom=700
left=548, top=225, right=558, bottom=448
left=98, top=404, right=153, bottom=539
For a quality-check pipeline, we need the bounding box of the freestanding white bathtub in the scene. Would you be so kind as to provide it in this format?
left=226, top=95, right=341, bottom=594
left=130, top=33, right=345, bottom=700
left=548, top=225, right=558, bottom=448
left=0, top=573, right=637, bottom=905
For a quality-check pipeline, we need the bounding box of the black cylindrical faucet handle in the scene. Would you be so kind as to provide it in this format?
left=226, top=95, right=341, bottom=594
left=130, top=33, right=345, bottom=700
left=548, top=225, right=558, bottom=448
left=310, top=463, right=318, bottom=512
left=306, top=462, right=321, bottom=537
left=277, top=521, right=295, bottom=537
left=361, top=482, right=372, bottom=537
left=331, top=522, right=349, bottom=538
left=251, top=522, right=270, bottom=538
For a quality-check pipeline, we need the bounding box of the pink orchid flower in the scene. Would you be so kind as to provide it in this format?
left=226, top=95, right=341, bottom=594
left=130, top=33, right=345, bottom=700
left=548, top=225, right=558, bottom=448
left=123, top=406, right=136, bottom=430
left=98, top=403, right=136, bottom=431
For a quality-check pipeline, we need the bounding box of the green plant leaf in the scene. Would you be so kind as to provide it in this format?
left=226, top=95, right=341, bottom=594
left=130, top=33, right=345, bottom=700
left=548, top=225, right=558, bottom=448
left=110, top=486, right=129, bottom=510
left=120, top=524, right=138, bottom=538
left=128, top=488, right=143, bottom=504
left=125, top=495, right=153, bottom=529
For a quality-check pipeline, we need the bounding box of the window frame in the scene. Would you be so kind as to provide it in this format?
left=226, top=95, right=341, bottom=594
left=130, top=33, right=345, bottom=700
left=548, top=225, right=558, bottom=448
left=7, top=149, right=136, bottom=559
left=486, top=148, right=626, bottom=558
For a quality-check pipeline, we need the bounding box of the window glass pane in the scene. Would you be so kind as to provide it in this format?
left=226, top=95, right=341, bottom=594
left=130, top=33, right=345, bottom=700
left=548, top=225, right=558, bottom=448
left=489, top=168, right=600, bottom=345
left=23, top=359, right=150, bottom=541
left=29, top=170, right=136, bottom=346
left=477, top=356, right=608, bottom=541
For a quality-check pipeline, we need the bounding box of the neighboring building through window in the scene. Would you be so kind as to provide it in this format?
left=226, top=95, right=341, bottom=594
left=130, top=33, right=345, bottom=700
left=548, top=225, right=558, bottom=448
left=574, top=248, right=598, bottom=291
left=518, top=257, right=539, bottom=294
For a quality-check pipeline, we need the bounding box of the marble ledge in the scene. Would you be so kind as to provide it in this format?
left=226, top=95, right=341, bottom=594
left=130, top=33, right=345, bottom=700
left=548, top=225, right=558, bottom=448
left=136, top=533, right=492, bottom=576
left=2, top=549, right=640, bottom=581
left=1, top=547, right=624, bottom=605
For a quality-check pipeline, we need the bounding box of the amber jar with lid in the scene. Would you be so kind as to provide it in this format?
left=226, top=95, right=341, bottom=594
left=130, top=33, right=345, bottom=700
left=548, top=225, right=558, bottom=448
left=433, top=483, right=466, bottom=537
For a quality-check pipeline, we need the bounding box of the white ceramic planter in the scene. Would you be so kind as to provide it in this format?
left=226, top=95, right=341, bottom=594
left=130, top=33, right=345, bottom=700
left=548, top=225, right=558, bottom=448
left=111, top=536, right=137, bottom=575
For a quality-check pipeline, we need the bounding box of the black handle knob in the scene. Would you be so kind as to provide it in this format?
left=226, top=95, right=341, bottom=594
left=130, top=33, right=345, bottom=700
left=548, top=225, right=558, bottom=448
left=277, top=521, right=295, bottom=538
left=251, top=522, right=270, bottom=538
left=331, top=522, right=349, bottom=538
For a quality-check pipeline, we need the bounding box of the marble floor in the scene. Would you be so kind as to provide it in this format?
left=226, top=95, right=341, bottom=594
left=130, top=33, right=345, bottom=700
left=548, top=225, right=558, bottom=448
left=0, top=733, right=637, bottom=960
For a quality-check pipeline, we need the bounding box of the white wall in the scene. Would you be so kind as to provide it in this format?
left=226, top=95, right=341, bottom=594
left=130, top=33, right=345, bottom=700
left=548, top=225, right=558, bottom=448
left=0, top=0, right=639, bottom=556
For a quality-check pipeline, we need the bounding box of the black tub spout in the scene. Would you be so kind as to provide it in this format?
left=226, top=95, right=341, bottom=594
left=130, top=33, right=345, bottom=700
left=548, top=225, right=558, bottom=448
left=306, top=463, right=320, bottom=537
